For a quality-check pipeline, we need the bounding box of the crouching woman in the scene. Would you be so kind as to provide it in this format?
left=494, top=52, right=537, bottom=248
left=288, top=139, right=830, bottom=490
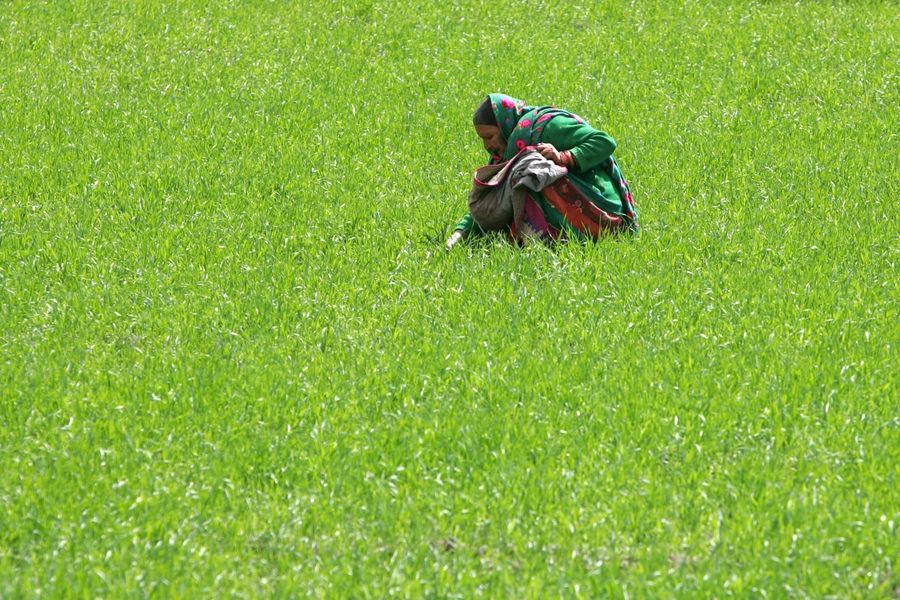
left=447, top=93, right=638, bottom=248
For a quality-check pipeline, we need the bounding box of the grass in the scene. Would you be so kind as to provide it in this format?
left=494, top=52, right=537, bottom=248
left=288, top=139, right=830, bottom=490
left=1, top=0, right=899, bottom=597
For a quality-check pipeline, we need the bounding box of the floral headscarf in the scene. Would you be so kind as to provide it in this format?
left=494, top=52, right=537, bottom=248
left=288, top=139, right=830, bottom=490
left=486, top=93, right=587, bottom=162
left=487, top=94, right=532, bottom=141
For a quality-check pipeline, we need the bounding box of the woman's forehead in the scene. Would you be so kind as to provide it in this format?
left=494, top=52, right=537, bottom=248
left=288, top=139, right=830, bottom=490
left=475, top=124, right=500, bottom=136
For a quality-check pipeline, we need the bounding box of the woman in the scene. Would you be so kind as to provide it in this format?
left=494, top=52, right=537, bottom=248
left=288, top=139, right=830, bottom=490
left=447, top=94, right=637, bottom=248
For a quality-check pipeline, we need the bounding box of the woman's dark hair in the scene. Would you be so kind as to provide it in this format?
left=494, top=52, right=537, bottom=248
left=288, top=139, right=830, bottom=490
left=473, top=96, right=497, bottom=126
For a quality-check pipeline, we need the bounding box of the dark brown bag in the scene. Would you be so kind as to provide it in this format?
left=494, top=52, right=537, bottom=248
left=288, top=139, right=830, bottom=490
left=467, top=160, right=516, bottom=231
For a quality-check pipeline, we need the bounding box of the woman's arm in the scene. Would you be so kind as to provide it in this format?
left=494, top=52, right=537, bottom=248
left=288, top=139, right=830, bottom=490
left=540, top=117, right=617, bottom=173
left=447, top=212, right=485, bottom=249
left=455, top=212, right=477, bottom=236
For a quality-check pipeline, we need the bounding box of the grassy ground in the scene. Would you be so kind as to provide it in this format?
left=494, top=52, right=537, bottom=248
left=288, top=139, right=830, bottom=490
left=1, top=0, right=899, bottom=597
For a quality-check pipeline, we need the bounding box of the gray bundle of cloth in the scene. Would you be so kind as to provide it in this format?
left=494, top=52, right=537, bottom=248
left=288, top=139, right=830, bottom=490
left=467, top=149, right=568, bottom=232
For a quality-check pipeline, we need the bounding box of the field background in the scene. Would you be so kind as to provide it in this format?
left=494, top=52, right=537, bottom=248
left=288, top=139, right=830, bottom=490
left=1, top=0, right=899, bottom=597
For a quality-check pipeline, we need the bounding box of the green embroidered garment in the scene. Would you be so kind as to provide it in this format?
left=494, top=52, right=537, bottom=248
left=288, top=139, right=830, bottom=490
left=456, top=93, right=638, bottom=239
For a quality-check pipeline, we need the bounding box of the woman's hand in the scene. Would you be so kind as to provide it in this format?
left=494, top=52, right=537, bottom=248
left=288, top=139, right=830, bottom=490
left=537, top=143, right=578, bottom=168
left=446, top=230, right=467, bottom=250
left=536, top=143, right=568, bottom=166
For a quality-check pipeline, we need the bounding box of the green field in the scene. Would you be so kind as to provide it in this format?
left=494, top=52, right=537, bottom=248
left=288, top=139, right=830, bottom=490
left=2, top=0, right=899, bottom=597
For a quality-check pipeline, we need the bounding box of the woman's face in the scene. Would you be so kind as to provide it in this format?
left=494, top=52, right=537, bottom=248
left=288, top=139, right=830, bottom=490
left=475, top=125, right=507, bottom=158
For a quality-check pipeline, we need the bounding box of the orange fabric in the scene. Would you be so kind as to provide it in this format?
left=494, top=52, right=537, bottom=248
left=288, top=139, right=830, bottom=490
left=541, top=178, right=626, bottom=239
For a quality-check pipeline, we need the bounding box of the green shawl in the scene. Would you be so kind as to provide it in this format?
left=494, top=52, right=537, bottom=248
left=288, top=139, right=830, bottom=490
left=485, top=93, right=638, bottom=228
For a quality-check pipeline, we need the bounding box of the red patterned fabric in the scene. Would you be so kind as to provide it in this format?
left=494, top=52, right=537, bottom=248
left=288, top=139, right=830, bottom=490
left=540, top=178, right=628, bottom=239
